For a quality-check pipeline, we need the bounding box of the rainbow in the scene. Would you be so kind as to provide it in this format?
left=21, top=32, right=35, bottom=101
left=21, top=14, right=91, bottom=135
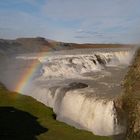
left=14, top=52, right=48, bottom=93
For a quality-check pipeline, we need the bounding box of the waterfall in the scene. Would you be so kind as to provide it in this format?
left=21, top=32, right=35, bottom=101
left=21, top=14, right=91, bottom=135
left=0, top=48, right=136, bottom=136
left=37, top=49, right=135, bottom=79
left=24, top=85, right=125, bottom=136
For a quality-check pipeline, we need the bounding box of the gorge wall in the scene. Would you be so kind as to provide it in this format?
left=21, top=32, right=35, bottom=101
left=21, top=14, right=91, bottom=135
left=115, top=48, right=140, bottom=140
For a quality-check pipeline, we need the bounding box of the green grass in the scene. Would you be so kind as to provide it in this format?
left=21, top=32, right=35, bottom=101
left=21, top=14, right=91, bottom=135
left=0, top=84, right=112, bottom=140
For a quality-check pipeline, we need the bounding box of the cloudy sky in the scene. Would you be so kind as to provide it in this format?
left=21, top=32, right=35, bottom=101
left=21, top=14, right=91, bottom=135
left=0, top=0, right=140, bottom=43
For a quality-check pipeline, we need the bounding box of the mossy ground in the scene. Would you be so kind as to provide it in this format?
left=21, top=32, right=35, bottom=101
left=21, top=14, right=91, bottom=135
left=0, top=84, right=112, bottom=140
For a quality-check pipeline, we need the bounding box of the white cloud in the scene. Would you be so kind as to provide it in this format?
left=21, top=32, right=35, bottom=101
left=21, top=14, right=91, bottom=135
left=43, top=0, right=140, bottom=19
left=0, top=0, right=140, bottom=43
left=0, top=10, right=50, bottom=39
left=40, top=0, right=140, bottom=43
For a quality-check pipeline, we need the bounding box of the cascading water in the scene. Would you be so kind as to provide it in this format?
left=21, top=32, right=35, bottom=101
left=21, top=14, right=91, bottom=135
left=0, top=48, right=136, bottom=136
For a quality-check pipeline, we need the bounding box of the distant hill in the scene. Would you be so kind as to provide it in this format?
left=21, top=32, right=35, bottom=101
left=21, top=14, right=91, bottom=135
left=0, top=37, right=136, bottom=55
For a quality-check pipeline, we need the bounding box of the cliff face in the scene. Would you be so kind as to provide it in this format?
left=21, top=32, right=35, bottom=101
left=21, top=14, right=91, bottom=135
left=116, top=48, right=140, bottom=140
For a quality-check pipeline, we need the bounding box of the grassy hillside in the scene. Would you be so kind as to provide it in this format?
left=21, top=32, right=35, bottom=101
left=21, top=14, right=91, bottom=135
left=0, top=83, right=112, bottom=140
left=116, top=48, right=140, bottom=140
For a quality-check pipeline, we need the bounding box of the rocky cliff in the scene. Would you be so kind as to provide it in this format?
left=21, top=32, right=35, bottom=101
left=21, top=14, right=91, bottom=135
left=115, top=48, right=140, bottom=140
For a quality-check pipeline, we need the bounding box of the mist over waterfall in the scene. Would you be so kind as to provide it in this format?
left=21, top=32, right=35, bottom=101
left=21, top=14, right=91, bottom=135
left=0, top=48, right=136, bottom=136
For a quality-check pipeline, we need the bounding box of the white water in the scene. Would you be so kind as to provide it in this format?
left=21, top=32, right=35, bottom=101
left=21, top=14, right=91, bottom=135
left=39, top=51, right=133, bottom=79
left=17, top=48, right=134, bottom=79
left=28, top=85, right=123, bottom=135
left=0, top=48, right=135, bottom=136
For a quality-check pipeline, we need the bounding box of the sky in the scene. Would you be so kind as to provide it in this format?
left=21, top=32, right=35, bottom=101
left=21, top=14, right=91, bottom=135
left=0, top=0, right=140, bottom=43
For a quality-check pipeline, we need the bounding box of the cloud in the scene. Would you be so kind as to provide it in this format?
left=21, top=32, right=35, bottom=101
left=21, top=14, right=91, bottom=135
left=0, top=0, right=140, bottom=43
left=41, top=0, right=140, bottom=43
left=0, top=10, right=50, bottom=39
left=43, top=0, right=140, bottom=20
